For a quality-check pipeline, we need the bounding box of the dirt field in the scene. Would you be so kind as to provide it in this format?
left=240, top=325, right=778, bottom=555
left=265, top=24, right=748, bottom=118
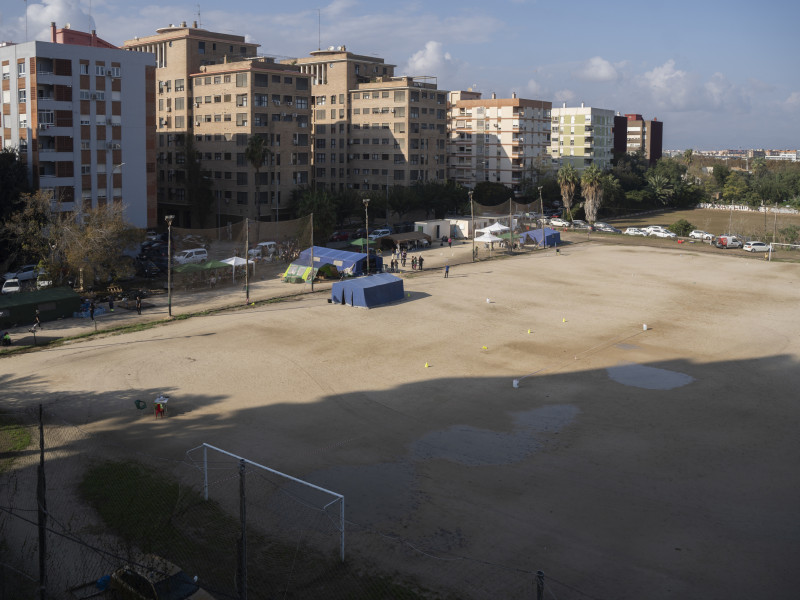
left=3, top=240, right=800, bottom=599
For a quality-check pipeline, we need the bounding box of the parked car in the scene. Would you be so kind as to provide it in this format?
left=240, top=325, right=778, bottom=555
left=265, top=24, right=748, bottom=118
left=571, top=219, right=590, bottom=229
left=1, top=278, right=21, bottom=294
left=255, top=241, right=278, bottom=256
left=174, top=248, right=208, bottom=265
left=644, top=225, right=669, bottom=235
left=368, top=228, right=392, bottom=240
left=743, top=241, right=770, bottom=252
left=651, top=230, right=677, bottom=238
left=689, top=230, right=713, bottom=240
left=550, top=217, right=571, bottom=227
left=328, top=231, right=350, bottom=242
left=36, top=273, right=53, bottom=289
left=3, top=264, right=39, bottom=282
left=714, top=235, right=743, bottom=249
left=135, top=259, right=162, bottom=278
left=109, top=556, right=215, bottom=600
left=623, top=227, right=647, bottom=236
left=595, top=224, right=622, bottom=234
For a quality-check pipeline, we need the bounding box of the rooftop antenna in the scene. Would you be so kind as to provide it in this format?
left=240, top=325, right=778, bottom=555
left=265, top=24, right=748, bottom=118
left=197, top=4, right=202, bottom=28
left=24, top=0, right=28, bottom=42
left=317, top=8, right=321, bottom=51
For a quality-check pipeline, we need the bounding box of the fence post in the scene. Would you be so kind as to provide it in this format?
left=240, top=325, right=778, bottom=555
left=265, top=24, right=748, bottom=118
left=237, top=459, right=247, bottom=600
left=536, top=570, right=544, bottom=600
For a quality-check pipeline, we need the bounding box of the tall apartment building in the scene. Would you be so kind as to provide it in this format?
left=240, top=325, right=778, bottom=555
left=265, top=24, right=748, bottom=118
left=189, top=58, right=311, bottom=223
left=549, top=103, right=615, bottom=171
left=447, top=90, right=552, bottom=192
left=612, top=113, right=663, bottom=164
left=286, top=48, right=448, bottom=192
left=0, top=23, right=156, bottom=227
left=123, top=23, right=262, bottom=225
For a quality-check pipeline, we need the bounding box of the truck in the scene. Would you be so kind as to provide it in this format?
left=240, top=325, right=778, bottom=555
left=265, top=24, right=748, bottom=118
left=714, top=235, right=743, bottom=249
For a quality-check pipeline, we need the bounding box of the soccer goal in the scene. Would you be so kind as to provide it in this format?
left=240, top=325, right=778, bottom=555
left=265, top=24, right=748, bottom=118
left=188, top=443, right=345, bottom=561
left=767, top=243, right=800, bottom=260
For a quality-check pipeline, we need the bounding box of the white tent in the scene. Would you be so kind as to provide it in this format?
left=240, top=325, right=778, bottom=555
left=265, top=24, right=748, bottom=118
left=221, top=256, right=255, bottom=282
left=474, top=232, right=504, bottom=243
left=476, top=221, right=509, bottom=234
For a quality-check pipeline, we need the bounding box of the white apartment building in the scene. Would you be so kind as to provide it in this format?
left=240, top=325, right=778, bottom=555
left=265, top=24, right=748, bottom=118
left=1, top=24, right=156, bottom=227
left=549, top=102, right=615, bottom=171
left=448, top=90, right=552, bottom=192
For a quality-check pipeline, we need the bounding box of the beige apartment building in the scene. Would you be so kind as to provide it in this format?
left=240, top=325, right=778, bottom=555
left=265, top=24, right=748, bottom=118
left=286, top=48, right=448, bottom=192
left=190, top=59, right=311, bottom=223
left=448, top=90, right=552, bottom=193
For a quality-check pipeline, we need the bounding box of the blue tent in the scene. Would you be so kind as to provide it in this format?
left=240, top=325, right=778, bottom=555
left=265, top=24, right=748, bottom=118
left=522, top=228, right=561, bottom=247
left=286, top=246, right=382, bottom=281
left=331, top=273, right=404, bottom=308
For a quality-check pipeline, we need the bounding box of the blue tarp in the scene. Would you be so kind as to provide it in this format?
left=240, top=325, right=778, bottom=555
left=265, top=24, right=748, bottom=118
left=291, top=246, right=382, bottom=277
left=331, top=273, right=404, bottom=308
left=522, top=228, right=561, bottom=247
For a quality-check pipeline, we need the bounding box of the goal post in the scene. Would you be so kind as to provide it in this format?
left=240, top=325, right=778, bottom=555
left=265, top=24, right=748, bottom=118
left=191, top=442, right=345, bottom=562
left=767, top=243, right=800, bottom=261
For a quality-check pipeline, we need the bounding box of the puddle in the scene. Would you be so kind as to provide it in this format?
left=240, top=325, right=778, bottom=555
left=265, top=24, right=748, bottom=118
left=411, top=405, right=579, bottom=466
left=607, top=361, right=694, bottom=390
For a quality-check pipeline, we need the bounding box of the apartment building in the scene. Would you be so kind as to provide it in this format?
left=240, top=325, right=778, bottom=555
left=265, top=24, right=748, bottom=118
left=189, top=58, right=311, bottom=222
left=286, top=47, right=448, bottom=192
left=123, top=23, right=261, bottom=225
left=448, top=90, right=552, bottom=192
left=613, top=113, right=663, bottom=163
left=549, top=103, right=615, bottom=171
left=0, top=23, right=156, bottom=227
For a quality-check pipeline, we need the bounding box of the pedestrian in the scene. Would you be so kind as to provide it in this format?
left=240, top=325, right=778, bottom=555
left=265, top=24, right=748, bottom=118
left=109, top=296, right=115, bottom=312
left=89, top=301, right=95, bottom=321
left=418, top=256, right=424, bottom=271
left=135, top=294, right=142, bottom=315
left=448, top=238, right=452, bottom=249
left=2, top=331, right=11, bottom=346
left=444, top=264, right=449, bottom=278
left=411, top=256, right=417, bottom=270
left=34, top=309, right=42, bottom=330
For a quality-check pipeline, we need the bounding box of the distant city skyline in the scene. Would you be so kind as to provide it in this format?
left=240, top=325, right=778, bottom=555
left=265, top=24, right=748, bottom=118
left=1, top=0, right=798, bottom=151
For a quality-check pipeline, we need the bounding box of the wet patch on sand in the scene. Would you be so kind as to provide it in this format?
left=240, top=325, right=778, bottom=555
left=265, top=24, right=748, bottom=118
left=607, top=361, right=694, bottom=390
left=410, top=404, right=579, bottom=466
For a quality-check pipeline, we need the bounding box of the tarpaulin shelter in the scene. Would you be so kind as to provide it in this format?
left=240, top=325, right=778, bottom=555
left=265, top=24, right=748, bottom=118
left=331, top=273, right=404, bottom=308
left=0, top=287, right=82, bottom=328
left=522, top=228, right=561, bottom=247
left=283, top=246, right=381, bottom=282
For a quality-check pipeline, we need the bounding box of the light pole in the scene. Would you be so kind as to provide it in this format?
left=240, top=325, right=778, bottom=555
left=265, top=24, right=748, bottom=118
left=469, top=190, right=475, bottom=262
left=165, top=214, right=175, bottom=317
left=538, top=186, right=544, bottom=248
left=363, top=198, right=370, bottom=275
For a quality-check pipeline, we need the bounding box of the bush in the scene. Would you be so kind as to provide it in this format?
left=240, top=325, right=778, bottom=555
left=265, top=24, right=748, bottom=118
left=669, top=219, right=694, bottom=236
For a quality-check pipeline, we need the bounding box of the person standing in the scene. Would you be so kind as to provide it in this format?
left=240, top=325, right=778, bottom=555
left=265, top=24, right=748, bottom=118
left=89, top=301, right=95, bottom=321
left=109, top=296, right=115, bottom=312
left=418, top=256, right=424, bottom=271
left=448, top=238, right=452, bottom=249
left=135, top=294, right=142, bottom=315
left=444, top=264, right=449, bottom=278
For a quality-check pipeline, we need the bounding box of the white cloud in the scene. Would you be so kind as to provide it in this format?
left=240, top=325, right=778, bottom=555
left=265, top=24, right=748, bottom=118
left=526, top=78, right=545, bottom=96
left=785, top=92, right=800, bottom=109
left=573, top=56, right=618, bottom=83
left=554, top=89, right=575, bottom=104
left=323, top=0, right=359, bottom=18
left=703, top=72, right=749, bottom=113
left=641, top=59, right=696, bottom=111
left=403, top=41, right=459, bottom=79
left=27, top=0, right=96, bottom=41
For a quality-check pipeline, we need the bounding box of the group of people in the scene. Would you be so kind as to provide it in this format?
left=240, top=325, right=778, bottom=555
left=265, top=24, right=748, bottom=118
left=387, top=248, right=425, bottom=272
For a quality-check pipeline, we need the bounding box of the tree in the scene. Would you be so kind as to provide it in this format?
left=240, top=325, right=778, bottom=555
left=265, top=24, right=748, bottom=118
left=182, top=135, right=215, bottom=228
left=293, top=188, right=337, bottom=242
left=722, top=172, right=749, bottom=204
left=580, top=164, right=604, bottom=224
left=245, top=134, right=271, bottom=221
left=0, top=147, right=32, bottom=265
left=669, top=219, right=695, bottom=236
left=683, top=149, right=694, bottom=169
left=556, top=163, right=579, bottom=218
left=473, top=181, right=512, bottom=205
left=712, top=164, right=731, bottom=189
left=646, top=173, right=674, bottom=206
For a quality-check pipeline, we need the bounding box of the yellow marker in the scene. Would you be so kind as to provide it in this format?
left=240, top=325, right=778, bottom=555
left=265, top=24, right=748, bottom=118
left=562, top=318, right=567, bottom=323
left=527, top=329, right=531, bottom=334
left=481, top=345, right=488, bottom=350
left=424, top=362, right=429, bottom=368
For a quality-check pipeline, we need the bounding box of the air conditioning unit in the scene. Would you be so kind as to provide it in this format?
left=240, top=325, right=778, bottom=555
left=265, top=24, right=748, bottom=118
left=195, top=121, right=200, bottom=126
left=292, top=113, right=297, bottom=118
left=287, top=101, right=293, bottom=106
left=166, top=107, right=171, bottom=112
left=281, top=113, right=287, bottom=117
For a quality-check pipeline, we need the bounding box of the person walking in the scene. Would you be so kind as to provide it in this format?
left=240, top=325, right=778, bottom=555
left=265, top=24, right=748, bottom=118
left=418, top=256, right=424, bottom=271
left=108, top=296, right=115, bottom=312
left=444, top=264, right=449, bottom=278
left=89, top=301, right=96, bottom=321
left=448, top=238, right=452, bottom=249
left=34, top=309, right=42, bottom=330
left=411, top=256, right=417, bottom=270
left=135, top=294, right=142, bottom=315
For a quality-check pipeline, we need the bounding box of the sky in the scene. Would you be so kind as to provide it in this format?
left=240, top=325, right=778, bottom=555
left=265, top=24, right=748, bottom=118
left=1, top=0, right=798, bottom=151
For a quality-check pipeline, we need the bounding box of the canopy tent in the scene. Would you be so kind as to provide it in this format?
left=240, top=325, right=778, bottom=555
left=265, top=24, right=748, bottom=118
left=283, top=246, right=381, bottom=282
left=474, top=232, right=504, bottom=243
left=173, top=263, right=205, bottom=273
left=476, top=222, right=509, bottom=234
left=331, top=273, right=404, bottom=308
left=380, top=231, right=432, bottom=249
left=348, top=237, right=377, bottom=249
left=522, top=228, right=561, bottom=247
left=221, top=256, right=255, bottom=282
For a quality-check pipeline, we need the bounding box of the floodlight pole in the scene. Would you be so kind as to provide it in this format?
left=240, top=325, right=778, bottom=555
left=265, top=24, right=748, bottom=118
left=165, top=214, right=175, bottom=317
left=244, top=217, right=249, bottom=304
left=469, top=190, right=475, bottom=262
left=310, top=213, right=314, bottom=292
left=363, top=198, right=370, bottom=275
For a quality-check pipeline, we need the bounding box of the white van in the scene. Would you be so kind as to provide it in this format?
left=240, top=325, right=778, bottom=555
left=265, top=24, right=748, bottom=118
left=174, top=248, right=208, bottom=264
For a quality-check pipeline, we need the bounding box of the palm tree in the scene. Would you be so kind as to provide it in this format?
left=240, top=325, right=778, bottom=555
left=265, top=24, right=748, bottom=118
left=580, top=164, right=604, bottom=224
left=556, top=163, right=579, bottom=219
left=646, top=173, right=673, bottom=206
left=245, top=135, right=270, bottom=221
left=683, top=148, right=694, bottom=169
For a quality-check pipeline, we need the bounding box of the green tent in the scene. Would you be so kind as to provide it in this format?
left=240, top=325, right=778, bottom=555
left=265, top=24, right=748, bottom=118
left=173, top=263, right=205, bottom=273
left=202, top=260, right=230, bottom=270
left=349, top=238, right=376, bottom=249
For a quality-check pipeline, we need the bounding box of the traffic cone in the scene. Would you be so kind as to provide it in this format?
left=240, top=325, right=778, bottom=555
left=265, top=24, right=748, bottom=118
left=424, top=362, right=429, bottom=368
left=562, top=318, right=567, bottom=323
left=481, top=345, right=488, bottom=350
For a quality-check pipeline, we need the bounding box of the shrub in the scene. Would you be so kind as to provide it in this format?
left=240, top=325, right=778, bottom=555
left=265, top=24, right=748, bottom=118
left=669, top=219, right=695, bottom=236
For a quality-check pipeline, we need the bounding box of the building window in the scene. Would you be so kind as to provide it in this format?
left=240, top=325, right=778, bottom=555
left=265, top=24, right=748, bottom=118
left=18, top=90, right=26, bottom=103
left=18, top=62, right=26, bottom=76
left=236, top=73, right=248, bottom=87
left=80, top=64, right=89, bottom=75
left=236, top=94, right=248, bottom=107
left=237, top=172, right=248, bottom=185
left=175, top=78, right=185, bottom=91
left=237, top=191, right=247, bottom=204
left=95, top=65, right=105, bottom=76
left=198, top=41, right=206, bottom=55
left=236, top=114, right=248, bottom=127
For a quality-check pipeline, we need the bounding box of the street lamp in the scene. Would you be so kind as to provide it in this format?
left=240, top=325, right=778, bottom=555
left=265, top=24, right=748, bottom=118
left=363, top=198, right=370, bottom=275
left=469, top=190, right=475, bottom=262
left=165, top=214, right=175, bottom=317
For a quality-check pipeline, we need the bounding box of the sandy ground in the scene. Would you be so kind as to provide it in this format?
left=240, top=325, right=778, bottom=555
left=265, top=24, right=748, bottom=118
left=3, top=239, right=800, bottom=599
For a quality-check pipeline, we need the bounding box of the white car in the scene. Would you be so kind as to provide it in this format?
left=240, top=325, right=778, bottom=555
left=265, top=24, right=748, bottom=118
left=550, top=218, right=571, bottom=227
left=173, top=248, right=208, bottom=265
left=368, top=228, right=392, bottom=240
left=644, top=225, right=669, bottom=235
left=689, top=230, right=714, bottom=240
left=743, top=241, right=770, bottom=252
left=623, top=227, right=647, bottom=236
left=3, top=264, right=38, bottom=282
left=1, top=278, right=21, bottom=294
left=256, top=241, right=278, bottom=256
left=651, top=230, right=677, bottom=239
left=571, top=219, right=590, bottom=229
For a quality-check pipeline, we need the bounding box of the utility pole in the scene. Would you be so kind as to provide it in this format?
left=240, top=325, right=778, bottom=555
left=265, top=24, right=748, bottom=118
left=538, top=186, right=544, bottom=248
left=310, top=213, right=314, bottom=292
left=469, top=190, right=475, bottom=262
left=37, top=404, right=48, bottom=600
left=244, top=218, right=249, bottom=304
